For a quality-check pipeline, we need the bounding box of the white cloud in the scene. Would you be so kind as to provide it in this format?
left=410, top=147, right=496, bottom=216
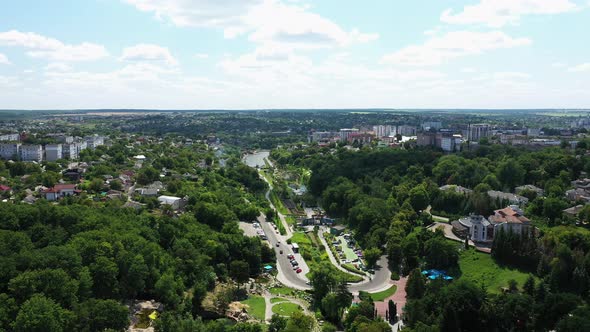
left=441, top=0, right=578, bottom=28
left=45, top=62, right=72, bottom=72
left=120, top=43, right=178, bottom=65
left=568, top=63, right=590, bottom=72
left=0, top=53, right=10, bottom=64
left=123, top=0, right=378, bottom=51
left=552, top=62, right=567, bottom=68
left=0, top=30, right=108, bottom=61
left=381, top=31, right=531, bottom=66
left=194, top=53, right=209, bottom=59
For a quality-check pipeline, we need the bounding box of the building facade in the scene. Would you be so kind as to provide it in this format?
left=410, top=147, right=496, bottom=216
left=45, top=144, right=63, bottom=162
left=468, top=124, right=491, bottom=142
left=0, top=143, right=21, bottom=160
left=19, top=144, right=43, bottom=162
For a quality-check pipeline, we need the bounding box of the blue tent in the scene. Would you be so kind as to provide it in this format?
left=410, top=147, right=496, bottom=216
left=264, top=265, right=273, bottom=271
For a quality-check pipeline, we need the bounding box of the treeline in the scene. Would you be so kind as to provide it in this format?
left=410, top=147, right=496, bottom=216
left=0, top=196, right=273, bottom=331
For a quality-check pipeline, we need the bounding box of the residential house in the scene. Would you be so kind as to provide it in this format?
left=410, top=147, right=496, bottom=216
left=456, top=215, right=493, bottom=243
left=563, top=205, right=585, bottom=218
left=43, top=184, right=77, bottom=201
left=157, top=195, right=186, bottom=210
left=515, top=185, right=544, bottom=197
left=487, top=190, right=529, bottom=206
left=440, top=185, right=473, bottom=195
left=488, top=205, right=531, bottom=235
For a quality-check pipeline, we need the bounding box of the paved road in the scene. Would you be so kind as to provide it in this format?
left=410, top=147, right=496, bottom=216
left=257, top=213, right=311, bottom=290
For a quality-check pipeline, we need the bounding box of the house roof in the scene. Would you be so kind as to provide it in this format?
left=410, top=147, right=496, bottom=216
left=489, top=206, right=530, bottom=224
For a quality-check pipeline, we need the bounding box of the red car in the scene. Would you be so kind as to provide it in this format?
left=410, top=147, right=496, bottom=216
left=287, top=254, right=294, bottom=260
left=296, top=268, right=302, bottom=274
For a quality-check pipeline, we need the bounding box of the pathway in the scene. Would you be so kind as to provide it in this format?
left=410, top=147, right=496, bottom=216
left=263, top=291, right=273, bottom=322
left=317, top=229, right=369, bottom=282
left=427, top=222, right=491, bottom=254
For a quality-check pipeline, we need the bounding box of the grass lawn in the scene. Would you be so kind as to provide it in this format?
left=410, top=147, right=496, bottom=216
left=241, top=296, right=266, bottom=321
left=272, top=302, right=302, bottom=316
left=289, top=232, right=364, bottom=283
left=271, top=297, right=287, bottom=303
left=458, top=249, right=533, bottom=293
left=369, top=285, right=397, bottom=302
left=269, top=286, right=295, bottom=296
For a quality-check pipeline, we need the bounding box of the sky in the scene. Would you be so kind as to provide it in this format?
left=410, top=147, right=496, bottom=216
left=0, top=0, right=589, bottom=110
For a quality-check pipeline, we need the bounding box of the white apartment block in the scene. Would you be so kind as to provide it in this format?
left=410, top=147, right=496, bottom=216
left=0, top=133, right=20, bottom=141
left=86, top=136, right=105, bottom=150
left=63, top=143, right=79, bottom=160
left=0, top=143, right=21, bottom=160
left=20, top=144, right=43, bottom=162
left=372, top=125, right=394, bottom=138
left=45, top=144, right=63, bottom=162
left=468, top=124, right=491, bottom=142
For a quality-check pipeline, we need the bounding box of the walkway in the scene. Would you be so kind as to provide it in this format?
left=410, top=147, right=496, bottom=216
left=317, top=228, right=369, bottom=282
left=427, top=222, right=491, bottom=254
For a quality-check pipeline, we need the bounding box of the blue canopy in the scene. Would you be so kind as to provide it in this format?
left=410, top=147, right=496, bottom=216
left=264, top=265, right=273, bottom=270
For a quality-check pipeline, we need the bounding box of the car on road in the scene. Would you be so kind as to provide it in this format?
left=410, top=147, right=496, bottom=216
left=287, top=254, right=294, bottom=260
left=290, top=260, right=298, bottom=266
left=292, top=265, right=299, bottom=270
left=279, top=250, right=283, bottom=254
left=296, top=268, right=302, bottom=273
left=276, top=242, right=280, bottom=247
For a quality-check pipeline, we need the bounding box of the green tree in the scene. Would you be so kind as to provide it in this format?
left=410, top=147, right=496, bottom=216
left=363, top=247, right=381, bottom=269
left=496, top=159, right=525, bottom=190
left=310, top=264, right=338, bottom=305
left=14, top=295, right=72, bottom=332
left=409, top=185, right=430, bottom=212
left=406, top=268, right=426, bottom=299
left=269, top=314, right=288, bottom=332
left=75, top=299, right=128, bottom=332
left=155, top=273, right=184, bottom=308
left=230, top=260, right=250, bottom=290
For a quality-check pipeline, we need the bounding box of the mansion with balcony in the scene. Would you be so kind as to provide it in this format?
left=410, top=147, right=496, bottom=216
left=452, top=205, right=532, bottom=243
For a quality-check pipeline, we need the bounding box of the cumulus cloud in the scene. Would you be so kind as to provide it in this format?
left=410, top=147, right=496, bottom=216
left=381, top=31, right=531, bottom=66
left=0, top=53, right=10, bottom=64
left=45, top=62, right=72, bottom=72
left=0, top=30, right=108, bottom=61
left=120, top=43, right=178, bottom=65
left=568, top=63, right=590, bottom=72
left=441, top=0, right=578, bottom=27
left=123, top=0, right=378, bottom=51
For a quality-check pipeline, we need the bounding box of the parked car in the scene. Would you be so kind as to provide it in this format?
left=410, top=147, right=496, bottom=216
left=292, top=265, right=299, bottom=270
left=287, top=254, right=294, bottom=260
left=276, top=242, right=280, bottom=247
left=296, top=268, right=302, bottom=273
left=279, top=250, right=283, bottom=254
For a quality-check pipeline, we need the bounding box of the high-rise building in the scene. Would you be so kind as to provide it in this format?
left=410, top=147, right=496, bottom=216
left=397, top=125, right=417, bottom=136
left=0, top=133, right=20, bottom=141
left=421, top=121, right=442, bottom=131
left=468, top=124, right=491, bottom=142
left=20, top=144, right=43, bottom=162
left=0, top=143, right=21, bottom=160
left=372, top=125, right=394, bottom=138
left=339, top=128, right=359, bottom=141
left=45, top=144, right=63, bottom=162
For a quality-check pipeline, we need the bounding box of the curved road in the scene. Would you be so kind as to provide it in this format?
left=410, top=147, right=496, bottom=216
left=253, top=165, right=393, bottom=293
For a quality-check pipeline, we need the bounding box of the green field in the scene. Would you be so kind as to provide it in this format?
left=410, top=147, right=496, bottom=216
left=369, top=285, right=397, bottom=301
left=458, top=249, right=533, bottom=293
left=241, top=296, right=266, bottom=321
left=271, top=297, right=286, bottom=303
left=272, top=302, right=302, bottom=316
left=269, top=286, right=295, bottom=296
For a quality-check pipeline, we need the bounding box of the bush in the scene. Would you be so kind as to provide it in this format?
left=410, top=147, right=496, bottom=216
left=286, top=238, right=292, bottom=244
left=391, top=272, right=400, bottom=281
left=303, top=251, right=312, bottom=261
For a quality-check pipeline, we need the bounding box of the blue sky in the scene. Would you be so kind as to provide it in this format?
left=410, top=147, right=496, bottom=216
left=0, top=0, right=589, bottom=109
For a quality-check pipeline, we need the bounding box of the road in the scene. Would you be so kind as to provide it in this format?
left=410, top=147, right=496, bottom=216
left=257, top=213, right=311, bottom=290
left=251, top=166, right=394, bottom=293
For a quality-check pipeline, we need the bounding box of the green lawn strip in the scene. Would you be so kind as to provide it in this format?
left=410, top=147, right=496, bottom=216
left=271, top=302, right=302, bottom=317
left=270, top=297, right=287, bottom=304
left=342, top=263, right=365, bottom=275
left=269, top=287, right=295, bottom=296
left=290, top=232, right=364, bottom=283
left=241, top=296, right=266, bottom=321
left=369, top=285, right=398, bottom=302
left=458, top=249, right=534, bottom=294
